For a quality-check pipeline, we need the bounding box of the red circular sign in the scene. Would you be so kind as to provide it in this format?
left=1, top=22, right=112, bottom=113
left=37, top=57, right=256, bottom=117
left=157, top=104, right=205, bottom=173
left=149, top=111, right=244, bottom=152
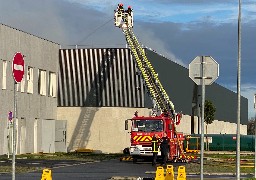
left=12, top=52, right=25, bottom=83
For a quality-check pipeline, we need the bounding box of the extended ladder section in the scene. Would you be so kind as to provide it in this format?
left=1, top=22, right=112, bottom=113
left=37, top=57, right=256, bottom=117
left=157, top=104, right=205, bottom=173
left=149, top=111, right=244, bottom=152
left=123, top=27, right=175, bottom=117
left=114, top=5, right=185, bottom=160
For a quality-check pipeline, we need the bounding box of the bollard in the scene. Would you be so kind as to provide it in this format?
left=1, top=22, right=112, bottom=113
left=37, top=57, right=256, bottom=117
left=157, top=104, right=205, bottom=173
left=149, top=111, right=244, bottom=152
left=165, top=165, right=174, bottom=180
left=155, top=166, right=165, bottom=180
left=177, top=166, right=186, bottom=180
left=41, top=168, right=52, bottom=180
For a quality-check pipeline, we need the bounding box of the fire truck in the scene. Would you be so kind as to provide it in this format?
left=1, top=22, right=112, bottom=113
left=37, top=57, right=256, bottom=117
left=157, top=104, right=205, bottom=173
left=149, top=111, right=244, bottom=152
left=115, top=4, right=186, bottom=162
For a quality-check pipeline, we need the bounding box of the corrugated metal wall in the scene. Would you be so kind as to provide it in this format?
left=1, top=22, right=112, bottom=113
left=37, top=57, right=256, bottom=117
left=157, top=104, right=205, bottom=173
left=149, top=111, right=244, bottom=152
left=58, top=48, right=145, bottom=107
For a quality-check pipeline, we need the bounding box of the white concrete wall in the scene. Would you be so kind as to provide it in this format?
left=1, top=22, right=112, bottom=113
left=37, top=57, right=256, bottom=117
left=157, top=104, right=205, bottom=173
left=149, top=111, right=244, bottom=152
left=57, top=107, right=152, bottom=153
left=57, top=107, right=247, bottom=154
left=175, top=115, right=191, bottom=135
left=176, top=115, right=247, bottom=135
left=0, top=24, right=59, bottom=155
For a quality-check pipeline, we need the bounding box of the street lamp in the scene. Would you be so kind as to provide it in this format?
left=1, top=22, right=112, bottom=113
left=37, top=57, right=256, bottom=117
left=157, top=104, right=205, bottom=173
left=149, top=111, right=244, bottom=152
left=236, top=0, right=242, bottom=179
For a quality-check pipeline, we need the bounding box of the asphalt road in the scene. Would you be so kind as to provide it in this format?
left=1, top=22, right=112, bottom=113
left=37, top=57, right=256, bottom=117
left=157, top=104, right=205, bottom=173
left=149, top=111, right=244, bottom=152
left=0, top=159, right=254, bottom=180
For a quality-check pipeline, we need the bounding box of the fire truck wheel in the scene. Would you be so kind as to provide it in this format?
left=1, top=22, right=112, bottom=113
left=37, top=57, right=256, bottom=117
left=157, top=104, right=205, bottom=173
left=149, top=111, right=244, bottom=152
left=123, top=148, right=130, bottom=155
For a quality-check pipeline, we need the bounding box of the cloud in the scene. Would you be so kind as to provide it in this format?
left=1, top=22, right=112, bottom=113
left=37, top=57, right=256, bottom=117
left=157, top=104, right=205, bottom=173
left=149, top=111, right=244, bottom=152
left=133, top=24, right=185, bottom=66
left=0, top=0, right=254, bottom=118
left=65, top=0, right=256, bottom=24
left=0, top=0, right=71, bottom=44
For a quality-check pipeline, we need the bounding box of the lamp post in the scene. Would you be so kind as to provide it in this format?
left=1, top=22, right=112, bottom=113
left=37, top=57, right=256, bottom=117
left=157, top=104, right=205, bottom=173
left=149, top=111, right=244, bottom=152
left=236, top=0, right=241, bottom=179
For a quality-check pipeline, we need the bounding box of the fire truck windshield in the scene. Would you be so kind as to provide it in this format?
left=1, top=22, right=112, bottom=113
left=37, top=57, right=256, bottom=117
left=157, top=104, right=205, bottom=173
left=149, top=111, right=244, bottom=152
left=132, top=119, right=163, bottom=132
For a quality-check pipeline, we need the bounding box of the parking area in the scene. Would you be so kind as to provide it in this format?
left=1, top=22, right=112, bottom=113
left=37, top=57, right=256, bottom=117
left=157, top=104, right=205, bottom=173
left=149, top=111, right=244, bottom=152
left=0, top=157, right=254, bottom=180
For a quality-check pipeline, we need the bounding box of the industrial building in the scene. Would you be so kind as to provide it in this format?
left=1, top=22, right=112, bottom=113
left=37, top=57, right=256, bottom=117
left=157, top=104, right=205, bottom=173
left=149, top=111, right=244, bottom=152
left=57, top=48, right=248, bottom=153
left=0, top=24, right=64, bottom=155
left=0, top=24, right=248, bottom=155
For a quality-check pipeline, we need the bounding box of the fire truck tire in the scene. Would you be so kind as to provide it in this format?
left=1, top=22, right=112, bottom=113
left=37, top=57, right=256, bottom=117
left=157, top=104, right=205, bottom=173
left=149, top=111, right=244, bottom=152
left=123, top=148, right=130, bottom=155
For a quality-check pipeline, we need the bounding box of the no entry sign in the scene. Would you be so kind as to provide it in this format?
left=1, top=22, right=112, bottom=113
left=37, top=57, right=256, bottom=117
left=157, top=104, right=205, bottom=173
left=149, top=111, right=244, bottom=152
left=12, top=52, right=25, bottom=83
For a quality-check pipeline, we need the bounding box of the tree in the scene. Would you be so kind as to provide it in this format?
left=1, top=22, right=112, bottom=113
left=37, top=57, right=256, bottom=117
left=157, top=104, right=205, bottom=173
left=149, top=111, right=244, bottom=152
left=204, top=100, right=216, bottom=125
left=204, top=100, right=216, bottom=150
left=247, top=118, right=255, bottom=135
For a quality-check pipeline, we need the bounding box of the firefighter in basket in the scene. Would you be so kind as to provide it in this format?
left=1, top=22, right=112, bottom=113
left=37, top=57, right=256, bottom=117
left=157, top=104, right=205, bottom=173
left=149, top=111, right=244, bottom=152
left=125, top=6, right=133, bottom=27
left=114, top=3, right=124, bottom=27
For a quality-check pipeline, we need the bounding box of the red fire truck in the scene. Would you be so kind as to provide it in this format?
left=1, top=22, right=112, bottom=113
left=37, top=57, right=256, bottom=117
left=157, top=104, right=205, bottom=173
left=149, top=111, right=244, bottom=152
left=115, top=4, right=186, bottom=162
left=125, top=112, right=185, bottom=162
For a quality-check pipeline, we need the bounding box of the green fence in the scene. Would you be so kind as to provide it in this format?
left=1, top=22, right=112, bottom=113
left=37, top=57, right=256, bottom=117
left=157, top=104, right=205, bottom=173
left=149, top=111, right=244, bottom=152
left=185, top=134, right=255, bottom=151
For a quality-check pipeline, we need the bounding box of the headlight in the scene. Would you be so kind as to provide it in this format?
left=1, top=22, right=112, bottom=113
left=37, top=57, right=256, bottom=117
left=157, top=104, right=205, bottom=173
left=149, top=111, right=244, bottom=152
left=130, top=147, right=135, bottom=152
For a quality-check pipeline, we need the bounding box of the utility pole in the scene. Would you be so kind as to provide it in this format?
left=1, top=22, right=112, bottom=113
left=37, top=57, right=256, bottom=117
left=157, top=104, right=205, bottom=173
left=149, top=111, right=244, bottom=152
left=12, top=82, right=17, bottom=180
left=236, top=0, right=242, bottom=179
left=11, top=52, right=25, bottom=180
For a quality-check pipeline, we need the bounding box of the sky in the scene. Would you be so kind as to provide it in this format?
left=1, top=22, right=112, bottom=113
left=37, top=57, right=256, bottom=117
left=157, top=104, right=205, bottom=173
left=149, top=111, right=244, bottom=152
left=0, top=0, right=255, bottom=119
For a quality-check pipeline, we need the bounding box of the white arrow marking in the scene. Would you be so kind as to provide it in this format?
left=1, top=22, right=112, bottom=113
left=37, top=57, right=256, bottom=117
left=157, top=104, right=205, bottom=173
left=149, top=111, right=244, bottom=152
left=14, top=64, right=23, bottom=71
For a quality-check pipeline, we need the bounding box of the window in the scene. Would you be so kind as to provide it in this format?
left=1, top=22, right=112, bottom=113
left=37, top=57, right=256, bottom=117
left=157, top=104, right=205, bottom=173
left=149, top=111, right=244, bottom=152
left=27, top=67, right=33, bottom=94
left=38, top=69, right=46, bottom=96
left=133, top=119, right=164, bottom=132
left=2, top=60, right=7, bottom=89
left=49, top=72, right=57, bottom=97
left=20, top=77, right=25, bottom=92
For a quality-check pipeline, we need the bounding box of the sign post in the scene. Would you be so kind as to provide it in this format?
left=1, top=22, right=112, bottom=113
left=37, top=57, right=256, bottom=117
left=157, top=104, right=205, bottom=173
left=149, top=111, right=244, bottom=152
left=12, top=52, right=25, bottom=180
left=7, top=111, right=13, bottom=159
left=189, top=56, right=219, bottom=180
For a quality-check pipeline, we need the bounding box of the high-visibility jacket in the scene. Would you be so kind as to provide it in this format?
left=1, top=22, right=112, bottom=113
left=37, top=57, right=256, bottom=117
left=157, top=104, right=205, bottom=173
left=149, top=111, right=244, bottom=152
left=151, top=136, right=159, bottom=153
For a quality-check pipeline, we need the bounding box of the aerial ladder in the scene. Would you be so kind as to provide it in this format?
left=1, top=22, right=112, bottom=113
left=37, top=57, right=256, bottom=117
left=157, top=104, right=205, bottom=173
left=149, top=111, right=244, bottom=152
left=114, top=4, right=186, bottom=161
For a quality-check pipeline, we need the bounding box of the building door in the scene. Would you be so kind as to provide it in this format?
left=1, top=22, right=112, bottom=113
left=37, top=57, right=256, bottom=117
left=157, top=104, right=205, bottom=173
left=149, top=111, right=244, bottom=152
left=55, top=120, right=67, bottom=152
left=42, top=120, right=55, bottom=153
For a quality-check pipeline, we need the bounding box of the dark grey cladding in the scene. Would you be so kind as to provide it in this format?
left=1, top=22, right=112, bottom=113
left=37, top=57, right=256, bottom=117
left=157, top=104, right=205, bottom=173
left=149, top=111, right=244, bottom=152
left=58, top=48, right=145, bottom=107
left=143, top=49, right=195, bottom=115
left=144, top=49, right=248, bottom=125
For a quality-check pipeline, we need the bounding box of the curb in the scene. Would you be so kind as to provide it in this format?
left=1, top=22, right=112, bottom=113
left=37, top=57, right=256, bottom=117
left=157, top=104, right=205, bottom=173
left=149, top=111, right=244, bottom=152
left=145, top=171, right=254, bottom=176
left=110, top=173, right=254, bottom=180
left=110, top=176, right=145, bottom=180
